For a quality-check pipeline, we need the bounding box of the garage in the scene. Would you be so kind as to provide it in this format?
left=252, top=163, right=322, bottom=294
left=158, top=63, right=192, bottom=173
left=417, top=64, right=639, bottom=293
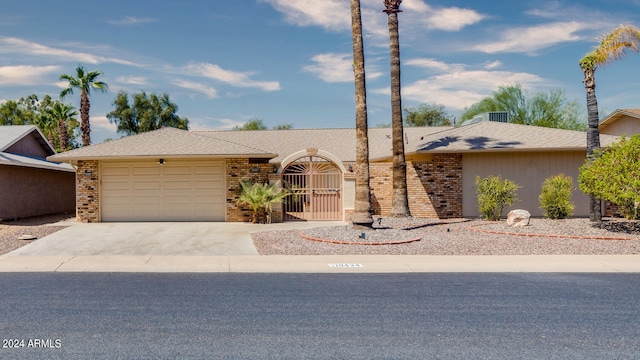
left=101, top=160, right=225, bottom=221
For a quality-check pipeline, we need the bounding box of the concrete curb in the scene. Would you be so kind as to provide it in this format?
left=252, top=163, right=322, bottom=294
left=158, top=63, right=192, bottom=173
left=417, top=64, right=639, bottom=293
left=1, top=255, right=640, bottom=273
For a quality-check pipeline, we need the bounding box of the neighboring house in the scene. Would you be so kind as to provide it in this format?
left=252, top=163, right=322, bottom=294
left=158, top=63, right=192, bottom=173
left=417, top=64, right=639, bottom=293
left=0, top=125, right=75, bottom=220
left=598, top=108, right=640, bottom=136
left=48, top=110, right=632, bottom=223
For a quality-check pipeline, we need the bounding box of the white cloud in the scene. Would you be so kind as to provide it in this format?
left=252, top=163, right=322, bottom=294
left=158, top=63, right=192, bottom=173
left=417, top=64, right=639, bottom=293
left=172, top=79, right=218, bottom=99
left=483, top=60, right=502, bottom=70
left=0, top=65, right=60, bottom=85
left=0, top=37, right=137, bottom=66
left=470, top=22, right=589, bottom=54
left=263, top=0, right=484, bottom=38
left=421, top=5, right=486, bottom=31
left=375, top=57, right=545, bottom=110
left=90, top=115, right=117, bottom=131
left=405, top=58, right=465, bottom=73
left=303, top=52, right=384, bottom=83
left=260, top=0, right=350, bottom=32
left=183, top=62, right=280, bottom=91
left=108, top=16, right=156, bottom=26
left=115, top=76, right=149, bottom=86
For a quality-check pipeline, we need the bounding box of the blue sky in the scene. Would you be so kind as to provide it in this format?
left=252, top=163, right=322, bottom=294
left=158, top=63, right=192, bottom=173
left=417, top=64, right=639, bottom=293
left=1, top=0, right=639, bottom=143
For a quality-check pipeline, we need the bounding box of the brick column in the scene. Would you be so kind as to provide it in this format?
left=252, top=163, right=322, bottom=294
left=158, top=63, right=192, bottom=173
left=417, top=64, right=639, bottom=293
left=76, top=160, right=100, bottom=223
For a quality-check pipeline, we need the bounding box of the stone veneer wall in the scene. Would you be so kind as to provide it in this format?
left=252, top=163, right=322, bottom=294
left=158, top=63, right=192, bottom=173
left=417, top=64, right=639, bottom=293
left=368, top=154, right=462, bottom=219
left=76, top=160, right=100, bottom=223
left=225, top=158, right=277, bottom=222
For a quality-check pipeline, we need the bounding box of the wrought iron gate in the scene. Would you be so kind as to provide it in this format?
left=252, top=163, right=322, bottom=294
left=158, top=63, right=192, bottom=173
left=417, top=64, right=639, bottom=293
left=282, top=156, right=342, bottom=221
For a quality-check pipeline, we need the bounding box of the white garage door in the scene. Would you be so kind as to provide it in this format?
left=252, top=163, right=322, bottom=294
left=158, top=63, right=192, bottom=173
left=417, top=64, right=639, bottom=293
left=101, top=160, right=225, bottom=221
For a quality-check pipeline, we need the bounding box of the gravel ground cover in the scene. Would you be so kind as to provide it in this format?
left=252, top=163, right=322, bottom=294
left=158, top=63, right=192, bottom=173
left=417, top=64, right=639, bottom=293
left=0, top=213, right=73, bottom=255
left=252, top=217, right=640, bottom=255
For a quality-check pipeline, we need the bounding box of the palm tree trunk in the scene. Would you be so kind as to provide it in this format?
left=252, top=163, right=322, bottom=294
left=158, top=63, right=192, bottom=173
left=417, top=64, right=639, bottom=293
left=350, top=0, right=373, bottom=228
left=583, top=67, right=602, bottom=222
left=58, top=120, right=69, bottom=151
left=80, top=90, right=91, bottom=146
left=387, top=9, right=410, bottom=217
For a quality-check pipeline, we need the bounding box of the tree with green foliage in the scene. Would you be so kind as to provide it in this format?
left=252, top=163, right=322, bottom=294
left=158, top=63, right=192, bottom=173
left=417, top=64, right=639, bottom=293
left=0, top=94, right=79, bottom=151
left=579, top=135, right=640, bottom=220
left=107, top=91, right=189, bottom=135
left=475, top=175, right=520, bottom=221
left=60, top=65, right=108, bottom=146
left=0, top=95, right=40, bottom=126
left=579, top=24, right=640, bottom=221
left=232, top=118, right=293, bottom=131
left=539, top=174, right=575, bottom=219
left=403, top=103, right=453, bottom=127
left=461, top=84, right=587, bottom=130
left=48, top=101, right=78, bottom=151
left=272, top=123, right=293, bottom=130
left=233, top=118, right=268, bottom=131
left=236, top=180, right=288, bottom=223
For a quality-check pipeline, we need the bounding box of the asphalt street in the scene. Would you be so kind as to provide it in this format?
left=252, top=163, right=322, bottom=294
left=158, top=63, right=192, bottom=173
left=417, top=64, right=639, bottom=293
left=1, top=273, right=639, bottom=359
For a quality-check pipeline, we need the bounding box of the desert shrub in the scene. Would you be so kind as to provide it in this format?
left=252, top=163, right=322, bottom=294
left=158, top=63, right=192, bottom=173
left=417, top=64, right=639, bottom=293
left=475, top=175, right=520, bottom=221
left=579, top=135, right=640, bottom=220
left=539, top=174, right=575, bottom=219
left=237, top=180, right=288, bottom=223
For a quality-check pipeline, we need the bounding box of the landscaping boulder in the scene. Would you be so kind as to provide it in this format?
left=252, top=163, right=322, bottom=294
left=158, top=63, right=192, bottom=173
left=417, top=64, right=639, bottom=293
left=507, top=209, right=531, bottom=227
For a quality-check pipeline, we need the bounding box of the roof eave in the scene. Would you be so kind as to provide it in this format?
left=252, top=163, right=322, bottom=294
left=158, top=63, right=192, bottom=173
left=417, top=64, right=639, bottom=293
left=47, top=153, right=278, bottom=163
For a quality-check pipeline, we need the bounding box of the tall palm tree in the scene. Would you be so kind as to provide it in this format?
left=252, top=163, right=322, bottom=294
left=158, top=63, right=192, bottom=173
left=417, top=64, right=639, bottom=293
left=50, top=102, right=78, bottom=151
left=579, top=24, right=640, bottom=222
left=384, top=0, right=410, bottom=217
left=35, top=111, right=58, bottom=147
left=60, top=65, right=108, bottom=146
left=350, top=0, right=374, bottom=228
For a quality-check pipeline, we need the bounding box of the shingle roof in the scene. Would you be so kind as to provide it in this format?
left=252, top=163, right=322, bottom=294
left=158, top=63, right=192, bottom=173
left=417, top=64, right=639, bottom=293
left=196, top=127, right=453, bottom=162
left=415, top=121, right=620, bottom=153
left=47, top=122, right=624, bottom=164
left=48, top=127, right=277, bottom=162
left=0, top=125, right=54, bottom=154
left=0, top=152, right=74, bottom=172
left=599, top=108, right=640, bottom=127
left=0, top=125, right=70, bottom=171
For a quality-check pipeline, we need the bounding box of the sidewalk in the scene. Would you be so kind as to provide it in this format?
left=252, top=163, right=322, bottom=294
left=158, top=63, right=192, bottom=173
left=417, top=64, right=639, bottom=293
left=1, top=254, right=640, bottom=273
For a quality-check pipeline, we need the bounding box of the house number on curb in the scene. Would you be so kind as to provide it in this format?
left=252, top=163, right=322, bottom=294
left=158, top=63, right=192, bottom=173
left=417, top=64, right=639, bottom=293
left=328, top=263, right=363, bottom=268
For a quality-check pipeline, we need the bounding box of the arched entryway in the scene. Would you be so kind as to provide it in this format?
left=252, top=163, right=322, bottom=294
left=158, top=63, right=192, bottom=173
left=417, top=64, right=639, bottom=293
left=282, top=155, right=342, bottom=221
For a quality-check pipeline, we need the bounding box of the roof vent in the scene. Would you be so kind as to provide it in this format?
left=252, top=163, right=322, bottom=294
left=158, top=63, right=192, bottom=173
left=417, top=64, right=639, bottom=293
left=460, top=112, right=509, bottom=126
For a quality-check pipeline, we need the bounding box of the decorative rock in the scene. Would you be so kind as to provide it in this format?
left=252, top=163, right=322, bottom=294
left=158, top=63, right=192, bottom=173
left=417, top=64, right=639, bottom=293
left=507, top=209, right=531, bottom=227
left=18, top=234, right=37, bottom=240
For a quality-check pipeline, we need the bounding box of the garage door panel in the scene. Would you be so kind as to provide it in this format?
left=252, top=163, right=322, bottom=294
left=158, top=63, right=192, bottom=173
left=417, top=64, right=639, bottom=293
left=101, top=160, right=225, bottom=222
left=164, top=181, right=192, bottom=190
left=133, top=167, right=161, bottom=176
left=133, top=181, right=161, bottom=190
left=102, top=181, right=131, bottom=190
left=103, top=167, right=130, bottom=176
left=165, top=166, right=192, bottom=175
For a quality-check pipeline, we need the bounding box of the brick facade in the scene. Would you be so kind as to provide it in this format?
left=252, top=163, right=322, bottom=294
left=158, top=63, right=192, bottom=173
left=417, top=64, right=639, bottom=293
left=368, top=154, right=462, bottom=219
left=76, top=160, right=100, bottom=223
left=72, top=155, right=463, bottom=223
left=225, top=158, right=278, bottom=222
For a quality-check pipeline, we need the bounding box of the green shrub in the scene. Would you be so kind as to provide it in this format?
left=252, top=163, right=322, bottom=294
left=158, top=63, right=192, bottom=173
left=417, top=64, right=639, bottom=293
left=237, top=180, right=288, bottom=223
left=579, top=135, right=640, bottom=220
left=539, top=174, right=575, bottom=219
left=475, top=175, right=520, bottom=221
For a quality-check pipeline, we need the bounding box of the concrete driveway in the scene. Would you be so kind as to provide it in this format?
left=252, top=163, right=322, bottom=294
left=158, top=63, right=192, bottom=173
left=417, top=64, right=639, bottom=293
left=8, top=221, right=346, bottom=256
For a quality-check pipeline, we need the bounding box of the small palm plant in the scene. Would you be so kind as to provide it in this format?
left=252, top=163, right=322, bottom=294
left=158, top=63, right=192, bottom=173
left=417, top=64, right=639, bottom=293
left=237, top=180, right=288, bottom=223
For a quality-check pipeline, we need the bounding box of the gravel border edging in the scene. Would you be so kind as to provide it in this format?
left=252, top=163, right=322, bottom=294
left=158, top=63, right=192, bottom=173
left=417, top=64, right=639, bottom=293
left=299, top=231, right=422, bottom=245
left=468, top=223, right=640, bottom=241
